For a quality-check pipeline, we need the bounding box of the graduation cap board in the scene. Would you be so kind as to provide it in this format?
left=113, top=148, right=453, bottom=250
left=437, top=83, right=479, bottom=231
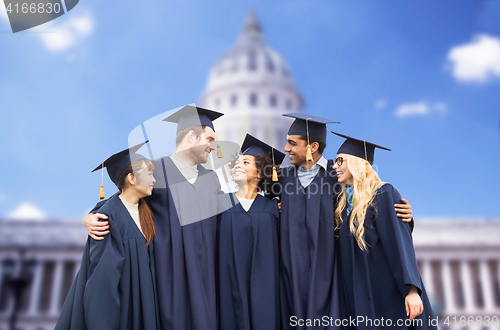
left=92, top=141, right=149, bottom=199
left=240, top=134, right=286, bottom=182
left=283, top=112, right=340, bottom=161
left=283, top=113, right=340, bottom=140
left=162, top=105, right=224, bottom=135
left=332, top=132, right=391, bottom=165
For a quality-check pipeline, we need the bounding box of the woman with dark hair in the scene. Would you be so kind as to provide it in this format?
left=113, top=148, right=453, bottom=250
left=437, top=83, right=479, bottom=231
left=332, top=132, right=436, bottom=329
left=55, top=142, right=159, bottom=330
left=217, top=134, right=285, bottom=330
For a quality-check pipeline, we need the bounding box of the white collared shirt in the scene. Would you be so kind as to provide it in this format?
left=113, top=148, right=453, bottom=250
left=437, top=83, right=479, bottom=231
left=297, top=156, right=328, bottom=188
left=170, top=152, right=199, bottom=184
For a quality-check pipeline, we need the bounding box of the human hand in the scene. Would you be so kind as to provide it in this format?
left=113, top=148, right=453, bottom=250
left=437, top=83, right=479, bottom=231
left=274, top=196, right=281, bottom=212
left=83, top=213, right=109, bottom=240
left=395, top=198, right=412, bottom=222
left=405, top=286, right=423, bottom=321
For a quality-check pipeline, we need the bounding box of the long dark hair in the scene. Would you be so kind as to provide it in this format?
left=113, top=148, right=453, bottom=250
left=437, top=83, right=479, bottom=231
left=116, top=159, right=156, bottom=246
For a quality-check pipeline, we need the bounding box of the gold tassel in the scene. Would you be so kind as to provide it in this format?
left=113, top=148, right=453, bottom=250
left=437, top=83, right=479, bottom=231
left=99, top=184, right=105, bottom=200
left=272, top=166, right=278, bottom=182
left=306, top=144, right=313, bottom=161
left=217, top=144, right=223, bottom=158
left=363, top=141, right=370, bottom=178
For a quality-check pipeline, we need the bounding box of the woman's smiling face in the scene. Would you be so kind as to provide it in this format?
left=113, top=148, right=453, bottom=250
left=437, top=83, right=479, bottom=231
left=232, top=155, right=261, bottom=186
left=333, top=153, right=353, bottom=184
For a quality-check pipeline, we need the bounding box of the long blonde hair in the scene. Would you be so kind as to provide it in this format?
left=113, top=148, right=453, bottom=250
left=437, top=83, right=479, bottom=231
left=334, top=155, right=385, bottom=251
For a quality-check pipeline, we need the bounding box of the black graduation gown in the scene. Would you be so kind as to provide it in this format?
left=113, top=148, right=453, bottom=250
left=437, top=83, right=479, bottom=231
left=337, top=183, right=436, bottom=329
left=55, top=195, right=159, bottom=330
left=278, top=160, right=342, bottom=329
left=217, top=194, right=280, bottom=330
left=149, top=156, right=224, bottom=330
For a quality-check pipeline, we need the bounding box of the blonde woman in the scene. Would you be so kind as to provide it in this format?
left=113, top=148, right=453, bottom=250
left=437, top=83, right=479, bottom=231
left=332, top=132, right=436, bottom=329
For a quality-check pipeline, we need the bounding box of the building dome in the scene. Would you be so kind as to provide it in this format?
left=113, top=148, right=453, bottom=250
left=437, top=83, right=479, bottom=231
left=203, top=12, right=302, bottom=100
left=200, top=12, right=303, bottom=171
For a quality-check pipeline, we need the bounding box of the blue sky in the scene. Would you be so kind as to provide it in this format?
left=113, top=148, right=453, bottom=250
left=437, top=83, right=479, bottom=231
left=0, top=0, right=499, bottom=220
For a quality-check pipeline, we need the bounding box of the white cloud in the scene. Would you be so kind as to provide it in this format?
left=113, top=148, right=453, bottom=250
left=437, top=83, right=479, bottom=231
left=395, top=101, right=448, bottom=118
left=447, top=34, right=500, bottom=83
left=6, top=202, right=47, bottom=221
left=375, top=99, right=387, bottom=109
left=37, top=9, right=94, bottom=52
left=0, top=1, right=93, bottom=52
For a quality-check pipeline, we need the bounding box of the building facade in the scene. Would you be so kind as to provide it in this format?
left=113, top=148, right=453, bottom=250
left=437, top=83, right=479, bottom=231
left=1, top=220, right=500, bottom=329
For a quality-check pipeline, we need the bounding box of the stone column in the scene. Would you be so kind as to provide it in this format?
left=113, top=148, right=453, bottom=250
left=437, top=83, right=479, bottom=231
left=3, top=261, right=24, bottom=318
left=442, top=260, right=457, bottom=315
left=460, top=259, right=476, bottom=314
left=479, top=260, right=495, bottom=312
left=48, top=260, right=64, bottom=316
left=422, top=260, right=435, bottom=300
left=27, top=260, right=44, bottom=316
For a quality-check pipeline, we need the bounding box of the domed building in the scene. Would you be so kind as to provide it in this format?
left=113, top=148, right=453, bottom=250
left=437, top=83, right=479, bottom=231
left=200, top=12, right=303, bottom=152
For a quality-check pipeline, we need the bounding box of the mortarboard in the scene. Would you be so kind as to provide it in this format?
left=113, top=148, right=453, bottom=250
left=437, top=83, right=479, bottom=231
left=283, top=112, right=340, bottom=161
left=332, top=132, right=390, bottom=177
left=240, top=134, right=286, bottom=181
left=92, top=141, right=149, bottom=199
left=163, top=105, right=224, bottom=135
left=283, top=113, right=340, bottom=140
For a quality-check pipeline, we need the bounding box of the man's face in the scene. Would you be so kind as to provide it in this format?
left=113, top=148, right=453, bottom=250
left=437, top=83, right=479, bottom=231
left=191, top=126, right=216, bottom=164
left=284, top=135, right=308, bottom=167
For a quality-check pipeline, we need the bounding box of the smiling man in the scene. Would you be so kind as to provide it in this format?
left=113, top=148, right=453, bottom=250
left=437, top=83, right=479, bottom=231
left=277, top=113, right=413, bottom=330
left=83, top=105, right=227, bottom=330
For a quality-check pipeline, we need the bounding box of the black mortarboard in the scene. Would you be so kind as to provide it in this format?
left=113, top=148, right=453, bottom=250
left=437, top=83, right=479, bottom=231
left=241, top=134, right=286, bottom=165
left=163, top=105, right=224, bottom=135
left=332, top=132, right=390, bottom=165
left=240, top=134, right=285, bottom=181
left=92, top=141, right=149, bottom=186
left=283, top=112, right=340, bottom=140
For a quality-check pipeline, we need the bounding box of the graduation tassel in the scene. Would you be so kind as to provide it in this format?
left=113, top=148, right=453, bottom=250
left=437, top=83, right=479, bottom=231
left=99, top=184, right=105, bottom=200
left=272, top=166, right=278, bottom=181
left=99, top=162, right=105, bottom=200
left=272, top=148, right=278, bottom=182
left=217, top=144, right=223, bottom=158
left=305, top=117, right=313, bottom=161
left=363, top=141, right=371, bottom=178
left=306, top=145, right=313, bottom=161
left=215, top=133, right=224, bottom=158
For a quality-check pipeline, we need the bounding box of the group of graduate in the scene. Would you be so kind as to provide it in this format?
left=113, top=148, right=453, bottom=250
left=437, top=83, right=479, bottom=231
left=55, top=105, right=437, bottom=329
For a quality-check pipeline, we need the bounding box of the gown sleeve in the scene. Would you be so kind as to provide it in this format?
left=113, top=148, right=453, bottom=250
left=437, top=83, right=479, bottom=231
left=374, top=184, right=423, bottom=298
left=83, top=215, right=125, bottom=330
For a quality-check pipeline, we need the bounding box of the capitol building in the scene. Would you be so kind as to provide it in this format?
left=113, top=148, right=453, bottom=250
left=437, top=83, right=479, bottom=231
left=1, top=13, right=499, bottom=330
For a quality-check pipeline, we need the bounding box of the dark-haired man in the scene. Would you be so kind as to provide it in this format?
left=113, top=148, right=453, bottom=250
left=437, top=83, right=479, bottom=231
left=277, top=113, right=413, bottom=329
